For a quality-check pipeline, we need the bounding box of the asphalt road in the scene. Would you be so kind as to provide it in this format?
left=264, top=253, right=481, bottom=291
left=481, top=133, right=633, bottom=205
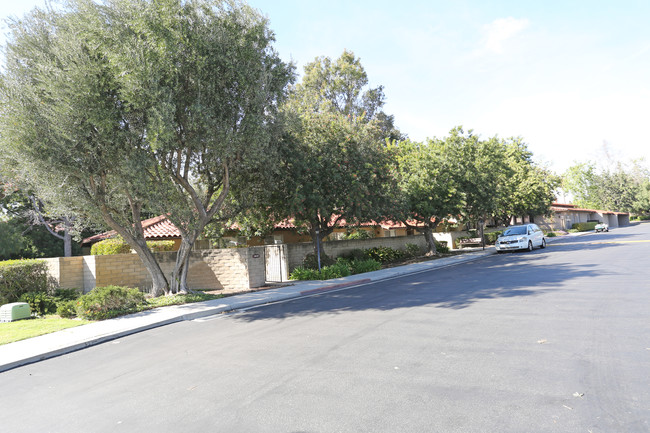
left=1, top=224, right=649, bottom=432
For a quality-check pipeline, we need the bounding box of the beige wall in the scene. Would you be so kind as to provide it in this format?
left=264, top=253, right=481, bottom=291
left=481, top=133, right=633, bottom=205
left=284, top=235, right=429, bottom=272
left=44, top=247, right=266, bottom=294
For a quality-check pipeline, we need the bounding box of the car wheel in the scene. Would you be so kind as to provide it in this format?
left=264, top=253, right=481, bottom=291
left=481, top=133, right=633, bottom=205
left=540, top=238, right=546, bottom=249
left=527, top=241, right=533, bottom=252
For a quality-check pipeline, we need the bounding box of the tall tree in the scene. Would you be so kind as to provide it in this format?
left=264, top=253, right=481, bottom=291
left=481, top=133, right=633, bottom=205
left=391, top=138, right=464, bottom=255
left=288, top=50, right=404, bottom=140
left=277, top=111, right=396, bottom=259
left=0, top=0, right=292, bottom=295
left=492, top=138, right=558, bottom=226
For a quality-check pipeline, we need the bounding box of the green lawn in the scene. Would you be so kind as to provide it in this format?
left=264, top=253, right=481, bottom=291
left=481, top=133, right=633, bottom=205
left=0, top=316, right=92, bottom=345
left=0, top=292, right=224, bottom=345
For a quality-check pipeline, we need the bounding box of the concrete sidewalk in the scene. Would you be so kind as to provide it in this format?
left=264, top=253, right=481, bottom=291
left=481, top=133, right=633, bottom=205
left=2, top=233, right=580, bottom=372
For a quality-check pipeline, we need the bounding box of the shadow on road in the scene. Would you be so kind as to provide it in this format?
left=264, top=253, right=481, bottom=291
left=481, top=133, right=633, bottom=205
left=233, top=239, right=624, bottom=322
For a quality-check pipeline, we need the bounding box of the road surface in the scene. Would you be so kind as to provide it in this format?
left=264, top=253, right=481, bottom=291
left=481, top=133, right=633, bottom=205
left=1, top=224, right=649, bottom=432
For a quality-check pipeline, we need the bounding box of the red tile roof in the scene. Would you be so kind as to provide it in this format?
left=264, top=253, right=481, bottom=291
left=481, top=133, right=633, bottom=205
left=550, top=203, right=628, bottom=215
left=82, top=214, right=431, bottom=244
left=82, top=215, right=181, bottom=245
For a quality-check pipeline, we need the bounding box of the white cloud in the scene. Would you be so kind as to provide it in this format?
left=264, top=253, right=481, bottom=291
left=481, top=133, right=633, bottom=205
left=482, top=17, right=530, bottom=53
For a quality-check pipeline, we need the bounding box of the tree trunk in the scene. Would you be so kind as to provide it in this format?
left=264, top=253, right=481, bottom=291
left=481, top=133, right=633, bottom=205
left=309, top=224, right=331, bottom=268
left=63, top=228, right=72, bottom=257
left=422, top=226, right=438, bottom=256
left=170, top=236, right=196, bottom=294
left=127, top=237, right=170, bottom=297
left=100, top=211, right=169, bottom=297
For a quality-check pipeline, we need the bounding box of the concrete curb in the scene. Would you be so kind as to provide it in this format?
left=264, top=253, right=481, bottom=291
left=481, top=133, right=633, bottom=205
left=1, top=235, right=586, bottom=372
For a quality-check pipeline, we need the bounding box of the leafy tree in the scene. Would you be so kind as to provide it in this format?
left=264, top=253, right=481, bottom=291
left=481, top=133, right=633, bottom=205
left=277, top=111, right=396, bottom=259
left=288, top=49, right=404, bottom=141
left=95, top=0, right=293, bottom=293
left=633, top=180, right=650, bottom=214
left=492, top=138, right=558, bottom=226
left=391, top=138, right=464, bottom=255
left=1, top=0, right=292, bottom=295
left=562, top=160, right=649, bottom=213
left=562, top=162, right=600, bottom=209
left=444, top=128, right=503, bottom=242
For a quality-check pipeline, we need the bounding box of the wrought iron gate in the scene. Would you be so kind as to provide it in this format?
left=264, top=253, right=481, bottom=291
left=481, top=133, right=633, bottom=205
left=264, top=245, right=287, bottom=283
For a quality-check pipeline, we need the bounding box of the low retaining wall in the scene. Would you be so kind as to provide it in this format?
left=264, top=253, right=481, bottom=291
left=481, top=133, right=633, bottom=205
left=42, top=247, right=266, bottom=293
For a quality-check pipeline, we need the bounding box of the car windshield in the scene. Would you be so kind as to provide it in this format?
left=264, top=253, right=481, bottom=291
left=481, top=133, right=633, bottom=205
left=503, top=226, right=527, bottom=236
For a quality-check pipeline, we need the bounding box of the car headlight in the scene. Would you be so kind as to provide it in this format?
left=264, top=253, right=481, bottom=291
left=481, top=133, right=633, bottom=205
left=516, top=236, right=526, bottom=242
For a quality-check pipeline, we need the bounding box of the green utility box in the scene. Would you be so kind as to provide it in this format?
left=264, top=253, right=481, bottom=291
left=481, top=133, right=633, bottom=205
left=0, top=302, right=32, bottom=322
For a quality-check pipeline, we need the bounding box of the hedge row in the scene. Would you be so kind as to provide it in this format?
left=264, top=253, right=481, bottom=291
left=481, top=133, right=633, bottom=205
left=572, top=222, right=598, bottom=232
left=0, top=259, right=52, bottom=305
left=91, top=237, right=176, bottom=255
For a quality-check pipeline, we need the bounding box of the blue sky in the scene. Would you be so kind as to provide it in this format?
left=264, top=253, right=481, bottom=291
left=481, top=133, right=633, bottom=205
left=2, top=0, right=649, bottom=173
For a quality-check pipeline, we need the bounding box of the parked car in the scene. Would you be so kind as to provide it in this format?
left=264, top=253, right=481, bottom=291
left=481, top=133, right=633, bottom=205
left=495, top=223, right=546, bottom=253
left=595, top=222, right=609, bottom=232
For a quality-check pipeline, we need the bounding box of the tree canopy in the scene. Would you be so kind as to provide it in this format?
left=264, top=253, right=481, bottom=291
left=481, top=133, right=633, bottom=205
left=0, top=0, right=292, bottom=294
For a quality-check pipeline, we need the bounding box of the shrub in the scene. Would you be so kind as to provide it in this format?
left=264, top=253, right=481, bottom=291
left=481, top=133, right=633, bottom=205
left=0, top=259, right=51, bottom=305
left=435, top=240, right=450, bottom=254
left=546, top=232, right=557, bottom=237
left=57, top=300, right=78, bottom=318
left=404, top=243, right=421, bottom=258
left=20, top=291, right=58, bottom=316
left=349, top=259, right=381, bottom=274
left=289, top=266, right=320, bottom=281
left=342, top=229, right=373, bottom=240
left=319, top=261, right=351, bottom=280
left=53, top=288, right=81, bottom=302
left=572, top=222, right=597, bottom=232
left=568, top=228, right=579, bottom=233
left=147, top=240, right=176, bottom=252
left=90, top=237, right=131, bottom=255
left=340, top=249, right=366, bottom=261
left=302, top=252, right=335, bottom=270
left=483, top=231, right=503, bottom=245
left=75, top=285, right=146, bottom=320
left=364, top=246, right=405, bottom=263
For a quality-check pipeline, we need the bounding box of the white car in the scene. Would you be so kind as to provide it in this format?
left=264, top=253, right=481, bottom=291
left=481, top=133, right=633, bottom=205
left=495, top=223, right=546, bottom=253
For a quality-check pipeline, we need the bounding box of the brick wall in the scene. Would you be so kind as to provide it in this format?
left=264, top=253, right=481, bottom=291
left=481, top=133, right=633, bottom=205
left=284, top=235, right=429, bottom=271
left=47, top=247, right=267, bottom=293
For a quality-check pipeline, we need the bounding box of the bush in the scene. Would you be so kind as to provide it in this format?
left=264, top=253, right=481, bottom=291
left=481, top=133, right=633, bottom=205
left=289, top=266, right=320, bottom=281
left=56, top=299, right=78, bottom=318
left=546, top=232, right=557, bottom=237
left=0, top=259, right=51, bottom=305
left=302, top=252, right=335, bottom=270
left=319, top=261, right=351, bottom=280
left=90, top=237, right=132, bottom=255
left=364, top=246, right=405, bottom=263
left=572, top=222, right=597, bottom=232
left=53, top=288, right=81, bottom=302
left=340, top=249, right=366, bottom=261
left=568, top=228, right=579, bottom=233
left=20, top=291, right=58, bottom=316
left=75, top=285, right=146, bottom=320
left=147, top=240, right=176, bottom=252
left=435, top=240, right=450, bottom=254
left=404, top=243, right=421, bottom=258
left=349, top=259, right=381, bottom=274
left=289, top=258, right=381, bottom=281
left=483, top=231, right=503, bottom=245
left=342, top=229, right=373, bottom=240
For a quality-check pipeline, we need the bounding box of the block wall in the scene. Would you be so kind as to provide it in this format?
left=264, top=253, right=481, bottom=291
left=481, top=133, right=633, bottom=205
left=47, top=247, right=267, bottom=293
